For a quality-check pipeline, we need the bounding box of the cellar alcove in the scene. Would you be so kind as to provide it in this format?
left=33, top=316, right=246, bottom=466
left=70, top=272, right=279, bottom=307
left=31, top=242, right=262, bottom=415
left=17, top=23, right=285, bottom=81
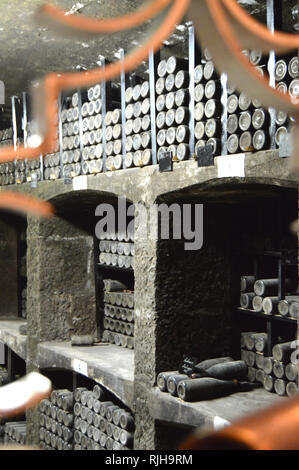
left=25, top=189, right=136, bottom=445
left=147, top=180, right=298, bottom=449
left=26, top=188, right=134, bottom=343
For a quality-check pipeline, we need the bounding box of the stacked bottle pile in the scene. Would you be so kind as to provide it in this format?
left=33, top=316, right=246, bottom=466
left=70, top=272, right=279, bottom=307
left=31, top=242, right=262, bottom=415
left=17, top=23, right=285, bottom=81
left=98, top=232, right=134, bottom=270
left=73, top=384, right=134, bottom=450
left=124, top=80, right=152, bottom=168
left=240, top=275, right=298, bottom=318
left=102, top=279, right=134, bottom=350
left=43, top=153, right=61, bottom=180
left=157, top=357, right=249, bottom=402
left=14, top=159, right=26, bottom=184
left=156, top=55, right=192, bottom=162
left=81, top=85, right=104, bottom=176
left=104, top=107, right=124, bottom=171
left=241, top=332, right=298, bottom=397
left=194, top=49, right=222, bottom=158
left=3, top=422, right=26, bottom=446
left=39, top=389, right=74, bottom=450
left=60, top=92, right=81, bottom=179
left=274, top=55, right=298, bottom=148
left=227, top=50, right=270, bottom=154
left=0, top=127, right=14, bottom=185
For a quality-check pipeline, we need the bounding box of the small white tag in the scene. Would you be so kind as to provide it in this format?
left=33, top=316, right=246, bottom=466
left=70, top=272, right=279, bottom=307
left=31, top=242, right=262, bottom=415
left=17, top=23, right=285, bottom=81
left=213, top=416, right=231, bottom=430
left=72, top=358, right=88, bottom=376
left=73, top=175, right=88, bottom=191
left=217, top=154, right=245, bottom=178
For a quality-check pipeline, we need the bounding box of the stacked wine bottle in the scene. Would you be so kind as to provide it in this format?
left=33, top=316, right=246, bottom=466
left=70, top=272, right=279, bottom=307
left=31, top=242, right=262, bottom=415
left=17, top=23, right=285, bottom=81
left=125, top=80, right=152, bottom=168
left=98, top=231, right=134, bottom=270
left=227, top=50, right=271, bottom=154
left=156, top=55, right=192, bottom=162
left=274, top=54, right=298, bottom=148
left=73, top=384, right=134, bottom=450
left=3, top=422, right=26, bottom=446
left=157, top=357, right=250, bottom=402
left=194, top=48, right=222, bottom=158
left=240, top=275, right=298, bottom=318
left=39, top=389, right=74, bottom=450
left=61, top=92, right=82, bottom=179
left=241, top=332, right=298, bottom=397
left=80, top=85, right=104, bottom=176
left=102, top=279, right=134, bottom=350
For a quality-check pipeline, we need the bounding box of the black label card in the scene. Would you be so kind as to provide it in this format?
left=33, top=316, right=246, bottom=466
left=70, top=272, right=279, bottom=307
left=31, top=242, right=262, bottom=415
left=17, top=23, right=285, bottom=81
left=159, top=151, right=173, bottom=172
left=179, top=355, right=200, bottom=377
left=197, top=144, right=214, bottom=167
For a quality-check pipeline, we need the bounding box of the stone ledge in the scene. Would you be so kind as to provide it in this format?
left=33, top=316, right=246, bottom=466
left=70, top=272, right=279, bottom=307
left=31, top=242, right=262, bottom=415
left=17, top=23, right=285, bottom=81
left=0, top=151, right=296, bottom=206
left=0, top=318, right=27, bottom=360
left=37, top=341, right=134, bottom=409
left=149, top=386, right=287, bottom=430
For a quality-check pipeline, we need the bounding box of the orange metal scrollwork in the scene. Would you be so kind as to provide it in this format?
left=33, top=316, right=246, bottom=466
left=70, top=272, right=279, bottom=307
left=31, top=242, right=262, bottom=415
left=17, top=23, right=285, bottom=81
left=0, top=0, right=190, bottom=217
left=1, top=0, right=298, bottom=217
left=189, top=0, right=299, bottom=168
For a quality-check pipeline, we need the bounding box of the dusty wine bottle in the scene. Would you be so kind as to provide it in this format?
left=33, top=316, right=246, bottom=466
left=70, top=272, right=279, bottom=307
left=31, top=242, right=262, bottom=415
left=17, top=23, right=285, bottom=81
left=255, top=333, right=268, bottom=353
left=286, top=381, right=299, bottom=398
left=205, top=360, right=248, bottom=381
left=272, top=342, right=293, bottom=363
left=255, top=352, right=265, bottom=369
left=264, top=375, right=275, bottom=392
left=262, top=297, right=279, bottom=315
left=167, top=374, right=189, bottom=396
left=177, top=377, right=240, bottom=402
left=240, top=293, right=255, bottom=309
left=274, top=378, right=287, bottom=396
left=285, top=363, right=298, bottom=382
left=252, top=296, right=263, bottom=313
left=195, top=357, right=233, bottom=371
left=273, top=361, right=285, bottom=379
left=262, top=357, right=274, bottom=375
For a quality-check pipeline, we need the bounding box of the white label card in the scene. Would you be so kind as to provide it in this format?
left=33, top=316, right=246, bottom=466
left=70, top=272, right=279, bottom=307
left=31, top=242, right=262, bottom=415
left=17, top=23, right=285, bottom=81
left=72, top=358, right=88, bottom=376
left=217, top=154, right=245, bottom=178
left=73, top=175, right=88, bottom=191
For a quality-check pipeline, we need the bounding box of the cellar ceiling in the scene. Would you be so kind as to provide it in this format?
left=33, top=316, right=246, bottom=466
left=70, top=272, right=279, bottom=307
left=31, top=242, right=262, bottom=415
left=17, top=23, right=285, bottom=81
left=0, top=0, right=296, bottom=101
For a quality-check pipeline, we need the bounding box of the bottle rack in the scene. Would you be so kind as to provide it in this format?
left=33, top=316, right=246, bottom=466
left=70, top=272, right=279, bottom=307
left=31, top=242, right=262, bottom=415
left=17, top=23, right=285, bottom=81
left=0, top=2, right=293, bottom=187
left=237, top=195, right=298, bottom=357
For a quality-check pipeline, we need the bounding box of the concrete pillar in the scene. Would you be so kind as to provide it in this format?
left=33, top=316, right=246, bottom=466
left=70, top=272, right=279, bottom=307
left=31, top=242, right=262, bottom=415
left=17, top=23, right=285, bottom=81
left=26, top=214, right=97, bottom=445
left=133, top=203, right=158, bottom=449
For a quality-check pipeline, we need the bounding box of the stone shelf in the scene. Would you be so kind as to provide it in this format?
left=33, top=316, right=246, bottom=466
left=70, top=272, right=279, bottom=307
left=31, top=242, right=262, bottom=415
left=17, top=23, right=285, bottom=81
left=4, top=150, right=297, bottom=207
left=37, top=341, right=134, bottom=409
left=149, top=386, right=287, bottom=431
left=0, top=318, right=27, bottom=360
